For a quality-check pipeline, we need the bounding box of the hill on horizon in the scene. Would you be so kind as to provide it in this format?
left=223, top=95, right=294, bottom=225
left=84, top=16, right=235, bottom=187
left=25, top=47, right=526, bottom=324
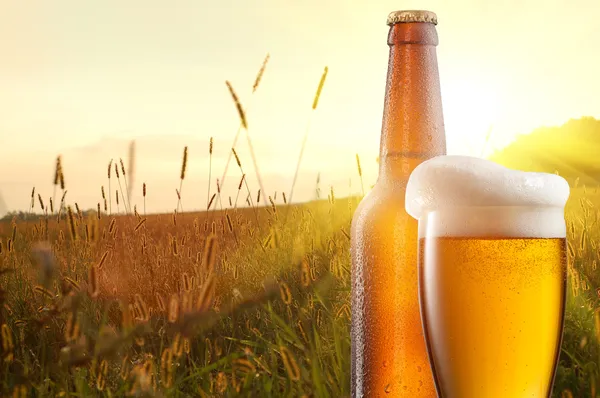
left=490, top=117, right=600, bottom=187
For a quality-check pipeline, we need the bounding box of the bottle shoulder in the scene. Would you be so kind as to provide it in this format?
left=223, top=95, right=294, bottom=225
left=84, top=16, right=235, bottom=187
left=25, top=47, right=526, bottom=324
left=351, top=183, right=412, bottom=227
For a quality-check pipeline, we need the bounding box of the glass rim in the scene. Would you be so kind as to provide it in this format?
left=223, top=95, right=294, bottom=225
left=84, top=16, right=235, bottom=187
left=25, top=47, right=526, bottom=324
left=420, top=205, right=565, bottom=213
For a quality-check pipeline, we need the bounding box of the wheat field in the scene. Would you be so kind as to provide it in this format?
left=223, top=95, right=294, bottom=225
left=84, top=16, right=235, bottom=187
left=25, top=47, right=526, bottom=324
left=0, top=156, right=357, bottom=397
left=0, top=157, right=599, bottom=397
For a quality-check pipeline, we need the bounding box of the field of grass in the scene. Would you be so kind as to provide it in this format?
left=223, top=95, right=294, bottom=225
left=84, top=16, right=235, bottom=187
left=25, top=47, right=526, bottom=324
left=1, top=146, right=600, bottom=397
left=0, top=174, right=359, bottom=397
left=1, top=178, right=600, bottom=397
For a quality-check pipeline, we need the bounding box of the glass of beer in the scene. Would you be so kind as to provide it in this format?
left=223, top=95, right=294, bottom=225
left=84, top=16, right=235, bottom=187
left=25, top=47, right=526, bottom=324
left=405, top=155, right=570, bottom=398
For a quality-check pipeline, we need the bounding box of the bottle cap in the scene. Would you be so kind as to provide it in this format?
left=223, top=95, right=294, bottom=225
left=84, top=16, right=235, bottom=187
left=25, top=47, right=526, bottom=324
left=386, top=10, right=438, bottom=26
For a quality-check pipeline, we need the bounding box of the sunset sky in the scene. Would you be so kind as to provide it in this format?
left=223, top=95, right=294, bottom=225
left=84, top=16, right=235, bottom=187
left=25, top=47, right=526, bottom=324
left=1, top=0, right=599, bottom=215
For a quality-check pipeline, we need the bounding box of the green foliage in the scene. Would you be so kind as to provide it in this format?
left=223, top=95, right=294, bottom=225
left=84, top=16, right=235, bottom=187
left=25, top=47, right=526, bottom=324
left=490, top=117, right=600, bottom=186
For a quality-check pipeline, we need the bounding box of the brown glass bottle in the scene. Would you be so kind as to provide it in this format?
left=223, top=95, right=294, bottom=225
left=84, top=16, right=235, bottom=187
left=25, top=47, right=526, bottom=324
left=351, top=10, right=446, bottom=398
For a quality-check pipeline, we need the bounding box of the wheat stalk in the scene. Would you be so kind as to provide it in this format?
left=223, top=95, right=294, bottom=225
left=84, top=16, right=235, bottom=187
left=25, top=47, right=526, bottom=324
left=233, top=174, right=245, bottom=210
left=285, top=67, right=328, bottom=226
left=356, top=153, right=365, bottom=197
left=142, top=183, right=146, bottom=216
left=288, top=66, right=328, bottom=207
left=107, top=159, right=113, bottom=215
left=52, top=156, right=62, bottom=212
left=223, top=79, right=269, bottom=207
left=114, top=163, right=127, bottom=214
left=230, top=148, right=260, bottom=225
left=119, top=158, right=131, bottom=214
left=220, top=54, right=269, bottom=190
left=57, top=190, right=68, bottom=223
left=29, top=187, right=35, bottom=214
left=207, top=137, right=213, bottom=211
left=67, top=206, right=77, bottom=240
left=128, top=140, right=136, bottom=207
left=178, top=146, right=188, bottom=213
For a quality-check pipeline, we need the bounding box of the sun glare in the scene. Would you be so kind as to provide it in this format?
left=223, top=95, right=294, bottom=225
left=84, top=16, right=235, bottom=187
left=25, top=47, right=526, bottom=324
left=442, top=77, right=502, bottom=157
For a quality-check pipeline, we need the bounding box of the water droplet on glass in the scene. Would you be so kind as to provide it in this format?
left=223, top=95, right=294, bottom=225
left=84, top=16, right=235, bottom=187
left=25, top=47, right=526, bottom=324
left=384, top=384, right=392, bottom=394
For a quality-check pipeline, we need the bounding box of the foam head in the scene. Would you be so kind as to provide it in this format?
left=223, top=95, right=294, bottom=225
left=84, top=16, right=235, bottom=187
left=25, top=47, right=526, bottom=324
left=405, top=156, right=571, bottom=238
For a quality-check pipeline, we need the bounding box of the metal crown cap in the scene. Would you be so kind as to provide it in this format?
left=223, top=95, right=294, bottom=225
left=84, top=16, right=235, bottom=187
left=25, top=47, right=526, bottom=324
left=386, top=10, right=438, bottom=26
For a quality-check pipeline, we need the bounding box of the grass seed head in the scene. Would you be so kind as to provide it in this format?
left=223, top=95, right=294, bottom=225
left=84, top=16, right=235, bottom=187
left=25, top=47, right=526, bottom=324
left=180, top=146, right=188, bottom=180
left=225, top=81, right=248, bottom=130
left=312, top=66, right=329, bottom=110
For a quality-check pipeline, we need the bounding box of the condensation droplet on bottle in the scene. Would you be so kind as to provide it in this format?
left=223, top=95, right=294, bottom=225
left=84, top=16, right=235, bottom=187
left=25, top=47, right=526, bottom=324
left=385, top=384, right=392, bottom=394
left=382, top=360, right=389, bottom=368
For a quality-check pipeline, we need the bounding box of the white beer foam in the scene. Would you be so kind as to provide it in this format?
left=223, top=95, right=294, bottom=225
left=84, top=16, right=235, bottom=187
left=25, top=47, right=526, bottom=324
left=405, top=156, right=570, bottom=238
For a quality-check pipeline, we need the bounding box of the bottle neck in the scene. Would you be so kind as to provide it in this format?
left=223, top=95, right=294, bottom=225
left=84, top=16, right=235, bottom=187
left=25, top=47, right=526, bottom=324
left=378, top=22, right=446, bottom=180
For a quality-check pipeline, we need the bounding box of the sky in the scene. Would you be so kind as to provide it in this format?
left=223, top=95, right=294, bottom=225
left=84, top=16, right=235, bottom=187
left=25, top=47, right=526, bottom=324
left=1, top=0, right=599, bottom=215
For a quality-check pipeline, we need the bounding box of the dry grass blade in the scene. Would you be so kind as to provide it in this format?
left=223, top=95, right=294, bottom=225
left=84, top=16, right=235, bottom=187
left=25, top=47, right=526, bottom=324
left=134, top=294, right=150, bottom=322
left=226, top=213, right=234, bottom=233
left=279, top=282, right=292, bottom=305
left=287, top=66, right=329, bottom=210
left=38, top=194, right=45, bottom=211
left=207, top=137, right=213, bottom=212
left=97, top=251, right=109, bottom=270
left=33, top=285, right=54, bottom=299
left=207, top=193, right=216, bottom=211
left=64, top=277, right=80, bottom=291
left=340, top=228, right=350, bottom=241
left=107, top=159, right=113, bottom=215
left=67, top=206, right=77, bottom=240
left=312, top=66, right=329, bottom=110
left=202, top=234, right=217, bottom=277
left=54, top=156, right=62, bottom=186
left=59, top=164, right=65, bottom=190
left=30, top=187, right=35, bottom=211
left=356, top=153, right=365, bottom=196
left=252, top=53, right=270, bottom=93
left=180, top=146, right=188, bottom=181
left=195, top=274, right=216, bottom=312
left=233, top=358, right=256, bottom=374
left=134, top=218, right=147, bottom=232
left=88, top=265, right=99, bottom=298
left=127, top=140, right=136, bottom=205
left=279, top=346, right=301, bottom=381
left=225, top=81, right=247, bottom=130
left=232, top=148, right=241, bottom=168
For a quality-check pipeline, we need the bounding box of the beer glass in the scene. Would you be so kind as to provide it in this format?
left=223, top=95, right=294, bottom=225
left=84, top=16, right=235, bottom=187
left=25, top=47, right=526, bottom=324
left=406, top=156, right=569, bottom=398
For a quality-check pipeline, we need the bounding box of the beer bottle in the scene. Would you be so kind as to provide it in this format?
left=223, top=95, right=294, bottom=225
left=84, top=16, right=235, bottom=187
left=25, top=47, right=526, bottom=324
left=351, top=10, right=446, bottom=397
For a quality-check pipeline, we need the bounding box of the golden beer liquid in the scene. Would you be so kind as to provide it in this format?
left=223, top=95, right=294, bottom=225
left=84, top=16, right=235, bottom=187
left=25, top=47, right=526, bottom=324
left=419, top=237, right=567, bottom=398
